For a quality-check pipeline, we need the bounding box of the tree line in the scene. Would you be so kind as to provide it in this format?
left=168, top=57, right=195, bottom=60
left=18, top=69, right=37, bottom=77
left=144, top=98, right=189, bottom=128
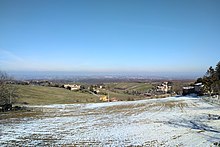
left=196, top=61, right=220, bottom=95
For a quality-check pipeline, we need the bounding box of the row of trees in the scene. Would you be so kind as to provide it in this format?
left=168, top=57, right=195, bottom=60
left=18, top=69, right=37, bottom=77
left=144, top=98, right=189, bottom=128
left=196, top=61, right=220, bottom=95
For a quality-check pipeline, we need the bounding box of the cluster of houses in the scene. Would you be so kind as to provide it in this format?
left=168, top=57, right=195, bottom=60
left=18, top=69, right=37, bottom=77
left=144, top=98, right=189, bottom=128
left=156, top=81, right=204, bottom=96
left=63, top=84, right=81, bottom=91
left=156, top=82, right=172, bottom=93
left=182, top=83, right=204, bottom=96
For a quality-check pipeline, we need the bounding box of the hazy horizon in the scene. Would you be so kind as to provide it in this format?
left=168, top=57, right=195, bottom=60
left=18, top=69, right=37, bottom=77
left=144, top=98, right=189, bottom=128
left=1, top=0, right=220, bottom=73
left=7, top=70, right=204, bottom=80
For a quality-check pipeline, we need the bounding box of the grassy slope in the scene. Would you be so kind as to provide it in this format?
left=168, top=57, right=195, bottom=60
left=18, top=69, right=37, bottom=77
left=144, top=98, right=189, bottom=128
left=128, top=83, right=154, bottom=92
left=16, top=85, right=98, bottom=105
left=101, top=82, right=154, bottom=101
left=15, top=83, right=154, bottom=105
left=107, top=82, right=154, bottom=93
left=107, top=91, right=142, bottom=101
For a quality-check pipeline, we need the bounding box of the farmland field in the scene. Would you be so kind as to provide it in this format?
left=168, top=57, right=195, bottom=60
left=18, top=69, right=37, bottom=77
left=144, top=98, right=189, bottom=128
left=1, top=96, right=220, bottom=146
left=15, top=83, right=153, bottom=104
left=106, top=82, right=154, bottom=93
left=16, top=85, right=99, bottom=104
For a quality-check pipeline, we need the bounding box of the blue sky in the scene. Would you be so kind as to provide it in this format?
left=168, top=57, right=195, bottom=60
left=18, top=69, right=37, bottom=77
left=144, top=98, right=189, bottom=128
left=0, top=0, right=220, bottom=75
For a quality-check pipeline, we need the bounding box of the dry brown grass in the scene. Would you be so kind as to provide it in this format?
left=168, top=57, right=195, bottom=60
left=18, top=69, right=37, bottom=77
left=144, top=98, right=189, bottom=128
left=101, top=100, right=188, bottom=116
left=0, top=110, right=43, bottom=120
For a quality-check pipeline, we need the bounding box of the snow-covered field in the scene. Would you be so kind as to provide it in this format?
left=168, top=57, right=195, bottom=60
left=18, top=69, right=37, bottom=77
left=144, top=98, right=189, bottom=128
left=1, top=96, right=220, bottom=146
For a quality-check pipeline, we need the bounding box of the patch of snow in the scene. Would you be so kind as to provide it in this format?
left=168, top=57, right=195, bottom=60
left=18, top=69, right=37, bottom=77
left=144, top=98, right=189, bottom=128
left=0, top=96, right=219, bottom=146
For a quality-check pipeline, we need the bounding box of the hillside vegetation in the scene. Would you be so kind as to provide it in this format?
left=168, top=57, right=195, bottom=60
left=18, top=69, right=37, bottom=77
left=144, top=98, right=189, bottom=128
left=196, top=61, right=220, bottom=95
left=16, top=85, right=98, bottom=105
left=15, top=84, right=145, bottom=105
left=14, top=82, right=182, bottom=105
left=106, top=82, right=154, bottom=93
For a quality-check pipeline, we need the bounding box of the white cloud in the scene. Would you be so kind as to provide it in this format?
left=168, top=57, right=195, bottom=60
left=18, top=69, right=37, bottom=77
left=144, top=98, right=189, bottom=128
left=0, top=49, right=24, bottom=62
left=0, top=49, right=27, bottom=71
left=0, top=49, right=86, bottom=71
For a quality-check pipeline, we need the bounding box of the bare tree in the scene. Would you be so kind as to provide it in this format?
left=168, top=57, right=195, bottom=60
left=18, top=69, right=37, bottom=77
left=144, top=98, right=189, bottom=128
left=0, top=71, right=18, bottom=106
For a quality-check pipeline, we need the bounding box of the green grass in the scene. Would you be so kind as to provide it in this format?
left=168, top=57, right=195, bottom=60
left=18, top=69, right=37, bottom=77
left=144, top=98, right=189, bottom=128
left=106, top=82, right=154, bottom=93
left=111, top=82, right=139, bottom=89
left=107, top=91, right=142, bottom=101
left=102, top=82, right=155, bottom=101
left=14, top=82, right=155, bottom=105
left=129, top=83, right=154, bottom=92
left=16, top=85, right=98, bottom=105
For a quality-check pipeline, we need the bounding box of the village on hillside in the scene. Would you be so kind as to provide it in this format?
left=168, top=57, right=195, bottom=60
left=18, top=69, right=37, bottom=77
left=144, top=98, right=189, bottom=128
left=1, top=78, right=206, bottom=110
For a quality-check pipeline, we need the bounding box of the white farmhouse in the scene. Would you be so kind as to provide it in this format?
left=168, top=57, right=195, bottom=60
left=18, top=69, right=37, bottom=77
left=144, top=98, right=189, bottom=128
left=63, top=84, right=81, bottom=91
